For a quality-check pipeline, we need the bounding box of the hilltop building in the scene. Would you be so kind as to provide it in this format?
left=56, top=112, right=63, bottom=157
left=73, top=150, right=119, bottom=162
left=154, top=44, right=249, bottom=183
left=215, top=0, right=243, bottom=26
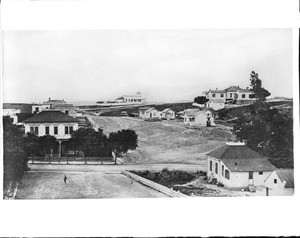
left=203, top=86, right=255, bottom=106
left=3, top=103, right=33, bottom=124
left=115, top=92, right=146, bottom=104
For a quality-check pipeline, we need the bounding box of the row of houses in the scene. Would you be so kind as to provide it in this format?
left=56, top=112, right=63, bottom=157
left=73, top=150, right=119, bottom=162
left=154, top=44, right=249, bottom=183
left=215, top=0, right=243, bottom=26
left=139, top=107, right=176, bottom=120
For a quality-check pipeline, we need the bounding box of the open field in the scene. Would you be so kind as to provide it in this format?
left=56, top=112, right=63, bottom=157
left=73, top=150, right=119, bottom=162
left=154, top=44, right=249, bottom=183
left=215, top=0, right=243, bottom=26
left=88, top=116, right=235, bottom=164
left=16, top=171, right=168, bottom=199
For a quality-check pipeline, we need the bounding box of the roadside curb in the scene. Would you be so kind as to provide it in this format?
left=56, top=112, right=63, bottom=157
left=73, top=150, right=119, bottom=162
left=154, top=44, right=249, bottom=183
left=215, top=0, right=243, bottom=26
left=122, top=170, right=188, bottom=198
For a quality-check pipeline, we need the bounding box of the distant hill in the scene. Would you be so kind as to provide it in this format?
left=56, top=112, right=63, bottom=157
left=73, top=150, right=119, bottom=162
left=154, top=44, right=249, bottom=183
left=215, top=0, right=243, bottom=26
left=3, top=103, right=33, bottom=113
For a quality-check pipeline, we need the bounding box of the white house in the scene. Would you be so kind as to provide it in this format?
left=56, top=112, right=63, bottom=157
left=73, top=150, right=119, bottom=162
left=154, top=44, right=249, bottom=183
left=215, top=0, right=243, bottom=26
left=139, top=107, right=160, bottom=119
left=161, top=108, right=175, bottom=120
left=205, top=99, right=225, bottom=110
left=206, top=142, right=276, bottom=189
left=115, top=92, right=146, bottom=104
left=203, top=86, right=255, bottom=105
left=22, top=110, right=80, bottom=156
left=184, top=109, right=215, bottom=127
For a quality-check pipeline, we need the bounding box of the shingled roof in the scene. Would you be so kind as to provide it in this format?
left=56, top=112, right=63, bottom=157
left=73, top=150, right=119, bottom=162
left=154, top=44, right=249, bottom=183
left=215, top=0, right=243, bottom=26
left=276, top=169, right=294, bottom=188
left=22, top=110, right=79, bottom=123
left=207, top=144, right=276, bottom=172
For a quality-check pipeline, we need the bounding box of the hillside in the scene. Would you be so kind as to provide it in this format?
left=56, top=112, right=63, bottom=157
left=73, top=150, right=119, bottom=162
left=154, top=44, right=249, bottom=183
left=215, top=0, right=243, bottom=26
left=3, top=103, right=33, bottom=113
left=218, top=100, right=293, bottom=121
left=88, top=116, right=235, bottom=165
left=99, top=102, right=194, bottom=116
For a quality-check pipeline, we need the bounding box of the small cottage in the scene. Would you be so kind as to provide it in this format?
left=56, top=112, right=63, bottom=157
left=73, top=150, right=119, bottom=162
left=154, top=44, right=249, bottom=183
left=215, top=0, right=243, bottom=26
left=161, top=108, right=175, bottom=120
left=183, top=108, right=215, bottom=127
left=139, top=107, right=160, bottom=120
left=264, top=169, right=294, bottom=195
left=206, top=142, right=276, bottom=189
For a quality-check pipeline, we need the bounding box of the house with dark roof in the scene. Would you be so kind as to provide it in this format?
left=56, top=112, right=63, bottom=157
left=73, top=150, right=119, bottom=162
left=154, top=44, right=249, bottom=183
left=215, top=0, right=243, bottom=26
left=206, top=142, right=276, bottom=189
left=22, top=110, right=79, bottom=140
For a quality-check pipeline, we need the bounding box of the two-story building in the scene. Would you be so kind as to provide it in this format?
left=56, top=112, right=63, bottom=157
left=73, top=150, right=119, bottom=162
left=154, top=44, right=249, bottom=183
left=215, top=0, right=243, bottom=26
left=22, top=110, right=80, bottom=157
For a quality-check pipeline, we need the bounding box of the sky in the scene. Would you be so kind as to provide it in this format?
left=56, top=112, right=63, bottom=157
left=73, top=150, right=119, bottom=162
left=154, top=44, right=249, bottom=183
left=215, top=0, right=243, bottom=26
left=2, top=29, right=293, bottom=104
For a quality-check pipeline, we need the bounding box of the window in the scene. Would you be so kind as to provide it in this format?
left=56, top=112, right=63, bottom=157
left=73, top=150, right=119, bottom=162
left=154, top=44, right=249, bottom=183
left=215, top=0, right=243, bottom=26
left=30, top=127, right=34, bottom=132
left=45, top=126, right=49, bottom=135
left=69, top=126, right=73, bottom=134
left=65, top=110, right=69, bottom=115
left=249, top=172, right=253, bottom=179
left=65, top=126, right=69, bottom=134
left=212, top=93, right=216, bottom=97
left=225, top=170, right=230, bottom=180
left=54, top=126, right=58, bottom=135
left=222, top=165, right=224, bottom=176
left=242, top=94, right=246, bottom=98
left=34, top=127, right=39, bottom=135
left=215, top=163, right=218, bottom=174
left=259, top=172, right=263, bottom=175
left=221, top=94, right=224, bottom=98
left=209, top=161, right=212, bottom=171
left=230, top=93, right=232, bottom=98
left=190, top=117, right=195, bottom=122
left=274, top=179, right=277, bottom=184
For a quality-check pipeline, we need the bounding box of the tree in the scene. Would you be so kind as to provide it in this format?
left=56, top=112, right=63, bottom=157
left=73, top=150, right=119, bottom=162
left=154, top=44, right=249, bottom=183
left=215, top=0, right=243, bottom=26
left=69, top=127, right=109, bottom=164
left=3, top=117, right=29, bottom=187
left=109, top=129, right=138, bottom=164
left=23, top=132, right=40, bottom=163
left=232, top=72, right=293, bottom=168
left=194, top=96, right=209, bottom=105
left=38, top=135, right=58, bottom=157
left=250, top=71, right=271, bottom=101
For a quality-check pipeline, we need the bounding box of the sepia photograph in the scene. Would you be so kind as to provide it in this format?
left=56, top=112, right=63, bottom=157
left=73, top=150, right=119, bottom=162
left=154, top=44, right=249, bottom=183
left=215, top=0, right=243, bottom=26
left=2, top=29, right=294, bottom=200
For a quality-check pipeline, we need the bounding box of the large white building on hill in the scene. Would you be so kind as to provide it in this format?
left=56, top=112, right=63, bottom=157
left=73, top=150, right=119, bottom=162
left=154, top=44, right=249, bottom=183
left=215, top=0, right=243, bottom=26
left=115, top=92, right=146, bottom=104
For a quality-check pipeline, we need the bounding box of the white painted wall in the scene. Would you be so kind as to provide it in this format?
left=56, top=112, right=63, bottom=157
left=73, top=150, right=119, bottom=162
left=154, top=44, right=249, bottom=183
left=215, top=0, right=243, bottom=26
left=206, top=101, right=225, bottom=110
left=24, top=122, right=79, bottom=140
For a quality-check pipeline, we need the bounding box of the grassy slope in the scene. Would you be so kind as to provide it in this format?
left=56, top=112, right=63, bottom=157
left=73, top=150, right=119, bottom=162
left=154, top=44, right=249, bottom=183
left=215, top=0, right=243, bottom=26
left=89, top=116, right=235, bottom=164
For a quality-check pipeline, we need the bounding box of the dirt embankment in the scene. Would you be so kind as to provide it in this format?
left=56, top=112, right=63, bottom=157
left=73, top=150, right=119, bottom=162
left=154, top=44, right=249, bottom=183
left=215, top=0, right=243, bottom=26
left=88, top=116, right=235, bottom=165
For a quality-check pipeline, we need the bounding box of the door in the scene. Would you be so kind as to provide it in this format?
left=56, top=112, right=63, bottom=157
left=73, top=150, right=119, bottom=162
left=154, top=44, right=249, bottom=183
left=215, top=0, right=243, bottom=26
left=249, top=172, right=254, bottom=185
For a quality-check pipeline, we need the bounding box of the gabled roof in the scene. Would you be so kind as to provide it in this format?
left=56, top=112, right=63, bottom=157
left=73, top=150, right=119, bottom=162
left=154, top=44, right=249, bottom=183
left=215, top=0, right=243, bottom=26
left=184, top=109, right=200, bottom=117
left=162, top=108, right=174, bottom=113
left=115, top=97, right=124, bottom=100
left=22, top=110, right=79, bottom=123
left=209, top=89, right=226, bottom=94
left=207, top=144, right=276, bottom=172
left=145, top=107, right=158, bottom=113
left=237, top=89, right=253, bottom=93
left=225, top=86, right=242, bottom=92
left=276, top=169, right=294, bottom=188
left=43, top=99, right=66, bottom=105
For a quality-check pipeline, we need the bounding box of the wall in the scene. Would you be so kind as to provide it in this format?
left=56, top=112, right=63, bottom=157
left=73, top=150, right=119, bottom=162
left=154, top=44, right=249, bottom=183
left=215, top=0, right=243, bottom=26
left=265, top=171, right=286, bottom=191
left=25, top=123, right=79, bottom=140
